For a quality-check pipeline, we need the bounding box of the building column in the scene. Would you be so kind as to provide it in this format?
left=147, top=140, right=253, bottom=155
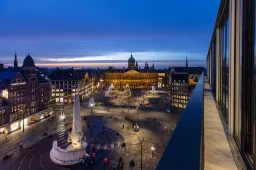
left=209, top=50, right=212, bottom=86
left=234, top=0, right=242, bottom=145
left=229, top=0, right=236, bottom=135
left=216, top=28, right=220, bottom=103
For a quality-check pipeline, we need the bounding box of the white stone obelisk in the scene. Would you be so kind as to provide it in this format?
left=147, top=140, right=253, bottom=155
left=69, top=94, right=84, bottom=149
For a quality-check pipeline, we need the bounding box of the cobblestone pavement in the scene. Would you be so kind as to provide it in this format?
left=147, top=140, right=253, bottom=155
left=1, top=89, right=181, bottom=170
left=3, top=116, right=124, bottom=170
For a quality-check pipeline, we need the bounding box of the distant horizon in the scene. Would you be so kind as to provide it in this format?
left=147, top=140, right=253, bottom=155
left=2, top=59, right=206, bottom=69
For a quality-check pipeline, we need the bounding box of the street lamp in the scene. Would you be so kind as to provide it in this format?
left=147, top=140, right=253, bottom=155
left=18, top=104, right=26, bottom=133
left=89, top=97, right=95, bottom=115
left=136, top=106, right=139, bottom=118
left=3, top=130, right=7, bottom=140
left=151, top=146, right=155, bottom=158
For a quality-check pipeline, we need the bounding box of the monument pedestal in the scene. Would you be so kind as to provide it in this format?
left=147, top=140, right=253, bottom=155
left=50, top=141, right=87, bottom=165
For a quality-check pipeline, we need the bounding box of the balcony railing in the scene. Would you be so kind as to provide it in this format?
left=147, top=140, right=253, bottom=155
left=157, top=72, right=204, bottom=170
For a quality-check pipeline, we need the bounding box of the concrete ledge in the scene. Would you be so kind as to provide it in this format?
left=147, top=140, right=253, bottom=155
left=204, top=79, right=237, bottom=170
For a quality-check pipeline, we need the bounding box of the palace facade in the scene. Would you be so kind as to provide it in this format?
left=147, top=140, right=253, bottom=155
left=104, top=55, right=158, bottom=89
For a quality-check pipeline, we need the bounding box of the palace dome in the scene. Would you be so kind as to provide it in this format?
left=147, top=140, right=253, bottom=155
left=128, top=55, right=135, bottom=61
left=22, top=54, right=35, bottom=67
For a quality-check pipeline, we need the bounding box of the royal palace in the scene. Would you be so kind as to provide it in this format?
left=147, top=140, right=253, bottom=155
left=104, top=54, right=161, bottom=89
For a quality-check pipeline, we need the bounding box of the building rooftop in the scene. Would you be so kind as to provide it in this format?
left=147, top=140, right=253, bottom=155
left=128, top=54, right=135, bottom=61
left=171, top=73, right=188, bottom=82
left=48, top=69, right=87, bottom=80
left=0, top=71, right=18, bottom=82
left=105, top=68, right=156, bottom=73
left=169, top=66, right=205, bottom=74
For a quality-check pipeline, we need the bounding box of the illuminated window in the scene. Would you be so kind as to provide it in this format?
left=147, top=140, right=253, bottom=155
left=2, top=89, right=8, bottom=99
left=60, top=98, right=64, bottom=103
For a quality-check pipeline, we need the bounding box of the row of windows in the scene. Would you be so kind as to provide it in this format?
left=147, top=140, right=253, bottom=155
left=172, top=95, right=188, bottom=99
left=52, top=93, right=65, bottom=97
left=105, top=74, right=157, bottom=79
left=172, top=82, right=187, bottom=86
left=172, top=99, right=187, bottom=104
left=172, top=80, right=187, bottom=83
left=171, top=103, right=186, bottom=108
left=52, top=80, right=79, bottom=84
left=10, top=91, right=25, bottom=98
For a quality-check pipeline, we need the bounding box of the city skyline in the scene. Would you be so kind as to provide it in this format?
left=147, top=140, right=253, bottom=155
left=0, top=0, right=219, bottom=67
left=5, top=53, right=206, bottom=68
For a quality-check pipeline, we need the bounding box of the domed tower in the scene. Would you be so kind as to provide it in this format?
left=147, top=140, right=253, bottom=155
left=22, top=54, right=37, bottom=116
left=128, top=53, right=136, bottom=70
left=22, top=54, right=36, bottom=78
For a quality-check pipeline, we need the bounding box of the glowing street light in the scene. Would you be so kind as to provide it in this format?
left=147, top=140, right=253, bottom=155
left=89, top=97, right=95, bottom=115
left=133, top=122, right=140, bottom=132
left=151, top=146, right=155, bottom=158
left=151, top=146, right=155, bottom=151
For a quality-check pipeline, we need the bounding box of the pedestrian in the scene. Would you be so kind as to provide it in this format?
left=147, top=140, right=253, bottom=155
left=122, top=124, right=124, bottom=129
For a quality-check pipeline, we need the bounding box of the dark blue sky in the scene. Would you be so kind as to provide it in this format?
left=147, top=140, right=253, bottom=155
left=0, top=0, right=220, bottom=68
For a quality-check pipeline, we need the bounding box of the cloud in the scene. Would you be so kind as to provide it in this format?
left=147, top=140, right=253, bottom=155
left=38, top=51, right=205, bottom=63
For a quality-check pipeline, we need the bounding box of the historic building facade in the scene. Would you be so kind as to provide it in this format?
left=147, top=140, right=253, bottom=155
left=169, top=58, right=205, bottom=110
left=170, top=73, right=189, bottom=110
left=0, top=54, right=51, bottom=134
left=104, top=55, right=158, bottom=89
left=49, top=68, right=96, bottom=104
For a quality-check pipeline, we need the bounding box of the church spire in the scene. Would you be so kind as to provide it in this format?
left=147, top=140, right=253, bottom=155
left=186, top=54, right=188, bottom=73
left=14, top=51, right=18, bottom=68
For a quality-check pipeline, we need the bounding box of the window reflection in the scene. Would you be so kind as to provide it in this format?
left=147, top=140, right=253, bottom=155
left=220, top=16, right=230, bottom=122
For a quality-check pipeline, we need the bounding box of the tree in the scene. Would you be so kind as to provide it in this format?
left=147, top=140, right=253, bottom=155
left=124, top=134, right=165, bottom=170
left=123, top=84, right=131, bottom=98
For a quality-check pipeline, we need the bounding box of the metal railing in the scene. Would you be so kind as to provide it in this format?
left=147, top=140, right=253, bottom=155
left=157, top=72, right=204, bottom=170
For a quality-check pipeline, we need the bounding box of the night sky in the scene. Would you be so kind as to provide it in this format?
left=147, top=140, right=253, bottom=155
left=0, top=0, right=220, bottom=68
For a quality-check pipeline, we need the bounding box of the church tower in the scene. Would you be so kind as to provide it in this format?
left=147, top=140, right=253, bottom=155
left=186, top=55, right=188, bottom=73
left=14, top=51, right=18, bottom=68
left=152, top=63, right=155, bottom=70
